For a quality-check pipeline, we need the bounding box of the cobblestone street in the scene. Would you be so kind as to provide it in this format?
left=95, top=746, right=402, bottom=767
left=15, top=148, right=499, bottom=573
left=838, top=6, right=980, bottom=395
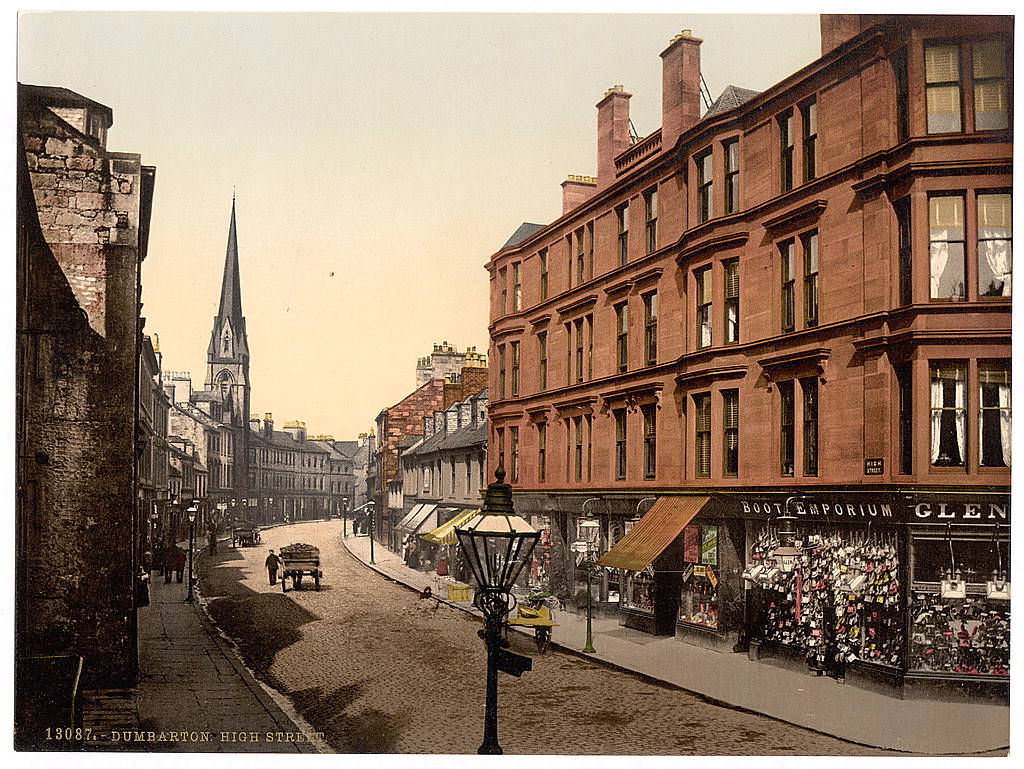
left=198, top=520, right=895, bottom=755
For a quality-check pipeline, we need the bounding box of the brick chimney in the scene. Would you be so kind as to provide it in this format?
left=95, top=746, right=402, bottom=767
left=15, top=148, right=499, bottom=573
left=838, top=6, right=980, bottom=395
left=820, top=14, right=864, bottom=55
left=596, top=85, right=632, bottom=191
left=263, top=412, right=273, bottom=438
left=561, top=175, right=597, bottom=214
left=661, top=30, right=702, bottom=152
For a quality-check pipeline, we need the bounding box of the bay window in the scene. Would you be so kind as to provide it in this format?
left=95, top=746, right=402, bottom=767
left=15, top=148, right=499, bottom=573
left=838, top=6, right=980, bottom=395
left=979, top=362, right=1011, bottom=468
left=978, top=192, right=1012, bottom=297
left=930, top=362, right=966, bottom=467
left=929, top=194, right=965, bottom=299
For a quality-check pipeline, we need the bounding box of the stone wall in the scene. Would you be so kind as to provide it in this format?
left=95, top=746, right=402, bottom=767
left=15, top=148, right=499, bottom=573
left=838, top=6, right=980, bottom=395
left=17, top=88, right=153, bottom=688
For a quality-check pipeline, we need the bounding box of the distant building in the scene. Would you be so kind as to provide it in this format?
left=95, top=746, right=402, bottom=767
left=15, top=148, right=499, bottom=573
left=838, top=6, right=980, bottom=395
left=415, top=341, right=487, bottom=387
left=397, top=388, right=488, bottom=561
left=138, top=334, right=172, bottom=551
left=16, top=83, right=155, bottom=694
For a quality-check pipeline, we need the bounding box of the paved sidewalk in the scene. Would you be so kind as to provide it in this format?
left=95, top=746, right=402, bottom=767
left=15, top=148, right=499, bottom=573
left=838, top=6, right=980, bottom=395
left=82, top=540, right=322, bottom=753
left=342, top=532, right=1009, bottom=755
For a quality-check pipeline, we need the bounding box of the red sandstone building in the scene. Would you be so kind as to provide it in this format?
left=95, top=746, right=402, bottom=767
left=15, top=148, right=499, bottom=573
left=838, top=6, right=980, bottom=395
left=485, top=15, right=1010, bottom=693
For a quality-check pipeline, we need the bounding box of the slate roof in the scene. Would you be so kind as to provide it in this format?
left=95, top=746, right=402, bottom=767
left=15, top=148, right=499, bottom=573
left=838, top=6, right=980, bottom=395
left=191, top=390, right=222, bottom=403
left=18, top=83, right=113, bottom=123
left=704, top=85, right=761, bottom=118
left=403, top=428, right=446, bottom=457
left=334, top=440, right=359, bottom=458
left=249, top=428, right=327, bottom=453
left=502, top=222, right=545, bottom=249
left=437, top=423, right=487, bottom=451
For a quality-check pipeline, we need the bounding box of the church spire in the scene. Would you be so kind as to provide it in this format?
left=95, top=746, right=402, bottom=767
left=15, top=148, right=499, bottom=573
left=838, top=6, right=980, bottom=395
left=208, top=197, right=248, bottom=359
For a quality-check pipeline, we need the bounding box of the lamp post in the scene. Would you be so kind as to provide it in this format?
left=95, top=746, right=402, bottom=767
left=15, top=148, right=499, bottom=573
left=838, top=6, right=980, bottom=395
left=367, top=500, right=376, bottom=565
left=455, top=467, right=540, bottom=755
left=342, top=497, right=348, bottom=538
left=577, top=499, right=602, bottom=654
left=185, top=504, right=198, bottom=603
left=772, top=497, right=804, bottom=572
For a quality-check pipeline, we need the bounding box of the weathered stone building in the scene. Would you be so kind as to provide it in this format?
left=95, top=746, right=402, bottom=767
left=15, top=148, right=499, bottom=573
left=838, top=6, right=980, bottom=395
left=138, top=334, right=171, bottom=551
left=16, top=84, right=155, bottom=696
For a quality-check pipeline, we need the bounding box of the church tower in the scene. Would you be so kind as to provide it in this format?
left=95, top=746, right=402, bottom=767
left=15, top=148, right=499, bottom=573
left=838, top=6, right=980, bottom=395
left=205, top=197, right=251, bottom=502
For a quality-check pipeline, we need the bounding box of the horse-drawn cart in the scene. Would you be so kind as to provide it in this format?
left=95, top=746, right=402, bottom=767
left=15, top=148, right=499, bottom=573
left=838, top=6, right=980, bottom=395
left=231, top=525, right=261, bottom=548
left=280, top=543, right=322, bottom=592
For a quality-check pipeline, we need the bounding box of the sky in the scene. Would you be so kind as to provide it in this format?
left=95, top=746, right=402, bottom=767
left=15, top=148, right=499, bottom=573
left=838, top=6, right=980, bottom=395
left=17, top=11, right=824, bottom=440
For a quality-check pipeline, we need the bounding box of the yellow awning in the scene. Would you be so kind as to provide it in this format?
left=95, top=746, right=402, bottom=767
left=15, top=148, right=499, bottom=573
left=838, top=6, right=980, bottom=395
left=596, top=496, right=710, bottom=572
left=420, top=508, right=479, bottom=545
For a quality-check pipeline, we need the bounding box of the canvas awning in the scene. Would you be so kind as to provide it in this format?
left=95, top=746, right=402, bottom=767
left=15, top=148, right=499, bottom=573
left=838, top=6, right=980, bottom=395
left=394, top=504, right=425, bottom=532
left=395, top=503, right=438, bottom=541
left=420, top=508, right=479, bottom=545
left=596, top=496, right=710, bottom=572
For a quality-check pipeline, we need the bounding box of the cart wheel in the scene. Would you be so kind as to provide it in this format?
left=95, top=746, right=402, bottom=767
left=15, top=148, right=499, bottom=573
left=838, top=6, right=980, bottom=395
left=535, top=626, right=551, bottom=654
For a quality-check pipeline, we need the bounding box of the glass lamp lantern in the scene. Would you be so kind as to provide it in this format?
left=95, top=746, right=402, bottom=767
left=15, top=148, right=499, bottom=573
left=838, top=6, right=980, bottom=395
left=456, top=468, right=539, bottom=593
left=579, top=514, right=601, bottom=555
left=187, top=506, right=197, bottom=524
left=772, top=508, right=801, bottom=573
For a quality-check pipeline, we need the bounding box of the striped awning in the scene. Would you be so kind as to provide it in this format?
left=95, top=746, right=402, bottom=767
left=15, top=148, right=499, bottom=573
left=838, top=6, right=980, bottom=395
left=596, top=496, right=710, bottom=572
left=420, top=508, right=479, bottom=545
left=395, top=504, right=438, bottom=540
left=394, top=504, right=425, bottom=531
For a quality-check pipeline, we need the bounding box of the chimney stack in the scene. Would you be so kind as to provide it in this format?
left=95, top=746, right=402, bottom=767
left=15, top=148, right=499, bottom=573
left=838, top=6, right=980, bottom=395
left=561, top=174, right=598, bottom=214
left=596, top=85, right=632, bottom=191
left=661, top=30, right=703, bottom=152
left=263, top=412, right=274, bottom=438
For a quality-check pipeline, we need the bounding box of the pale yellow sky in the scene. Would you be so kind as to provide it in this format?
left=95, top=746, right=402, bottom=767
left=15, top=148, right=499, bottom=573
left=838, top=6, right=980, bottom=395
left=18, top=12, right=824, bottom=439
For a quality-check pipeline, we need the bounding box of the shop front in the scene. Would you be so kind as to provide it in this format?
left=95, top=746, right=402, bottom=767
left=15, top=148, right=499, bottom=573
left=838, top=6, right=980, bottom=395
left=719, top=490, right=1009, bottom=694
left=597, top=496, right=711, bottom=636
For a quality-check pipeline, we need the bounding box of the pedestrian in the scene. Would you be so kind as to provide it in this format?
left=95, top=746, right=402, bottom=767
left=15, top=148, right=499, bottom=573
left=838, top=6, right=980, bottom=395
left=436, top=553, right=449, bottom=577
left=404, top=538, right=418, bottom=569
left=137, top=567, right=150, bottom=607
left=142, top=548, right=154, bottom=575
left=208, top=529, right=217, bottom=556
left=164, top=539, right=174, bottom=584
left=265, top=549, right=282, bottom=585
left=174, top=545, right=187, bottom=583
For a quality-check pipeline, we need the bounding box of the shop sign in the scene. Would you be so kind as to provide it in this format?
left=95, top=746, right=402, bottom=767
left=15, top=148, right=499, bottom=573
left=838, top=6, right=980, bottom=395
left=737, top=498, right=895, bottom=519
left=725, top=494, right=1010, bottom=524
left=912, top=500, right=1008, bottom=522
left=683, top=525, right=700, bottom=563
left=701, top=525, right=719, bottom=566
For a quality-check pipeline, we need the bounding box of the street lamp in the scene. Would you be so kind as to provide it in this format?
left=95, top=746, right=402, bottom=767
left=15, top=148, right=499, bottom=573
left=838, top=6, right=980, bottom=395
left=455, top=467, right=539, bottom=755
left=342, top=497, right=348, bottom=538
left=367, top=500, right=375, bottom=565
left=185, top=505, right=198, bottom=603
left=576, top=498, right=602, bottom=654
left=771, top=497, right=804, bottom=572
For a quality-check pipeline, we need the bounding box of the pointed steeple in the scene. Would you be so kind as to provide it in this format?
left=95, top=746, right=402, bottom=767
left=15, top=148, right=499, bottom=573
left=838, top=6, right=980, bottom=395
left=208, top=197, right=249, bottom=359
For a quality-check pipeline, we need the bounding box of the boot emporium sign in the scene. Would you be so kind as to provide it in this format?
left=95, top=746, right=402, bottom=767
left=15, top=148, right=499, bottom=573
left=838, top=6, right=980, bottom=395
left=718, top=494, right=1010, bottom=524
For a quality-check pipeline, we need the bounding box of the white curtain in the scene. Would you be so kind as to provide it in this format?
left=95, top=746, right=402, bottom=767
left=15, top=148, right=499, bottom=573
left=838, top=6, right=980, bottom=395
left=999, top=383, right=1012, bottom=466
left=930, top=238, right=949, bottom=298
left=930, top=377, right=943, bottom=464
left=954, top=377, right=966, bottom=464
left=979, top=231, right=1012, bottom=296
left=701, top=319, right=712, bottom=348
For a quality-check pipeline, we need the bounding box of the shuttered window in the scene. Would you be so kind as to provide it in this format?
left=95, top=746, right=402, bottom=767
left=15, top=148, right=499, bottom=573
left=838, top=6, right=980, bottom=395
left=696, top=267, right=713, bottom=348
left=925, top=42, right=962, bottom=133
left=695, top=394, right=711, bottom=478
left=973, top=41, right=1009, bottom=130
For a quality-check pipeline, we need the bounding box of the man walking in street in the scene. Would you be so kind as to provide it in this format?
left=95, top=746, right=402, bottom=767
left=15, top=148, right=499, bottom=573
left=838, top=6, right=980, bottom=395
left=266, top=549, right=282, bottom=586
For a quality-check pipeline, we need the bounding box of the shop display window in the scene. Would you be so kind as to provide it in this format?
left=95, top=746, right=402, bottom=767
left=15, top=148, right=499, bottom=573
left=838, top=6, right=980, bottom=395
left=678, top=524, right=721, bottom=629
left=624, top=571, right=655, bottom=613
left=908, top=532, right=1010, bottom=677
left=746, top=523, right=903, bottom=670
